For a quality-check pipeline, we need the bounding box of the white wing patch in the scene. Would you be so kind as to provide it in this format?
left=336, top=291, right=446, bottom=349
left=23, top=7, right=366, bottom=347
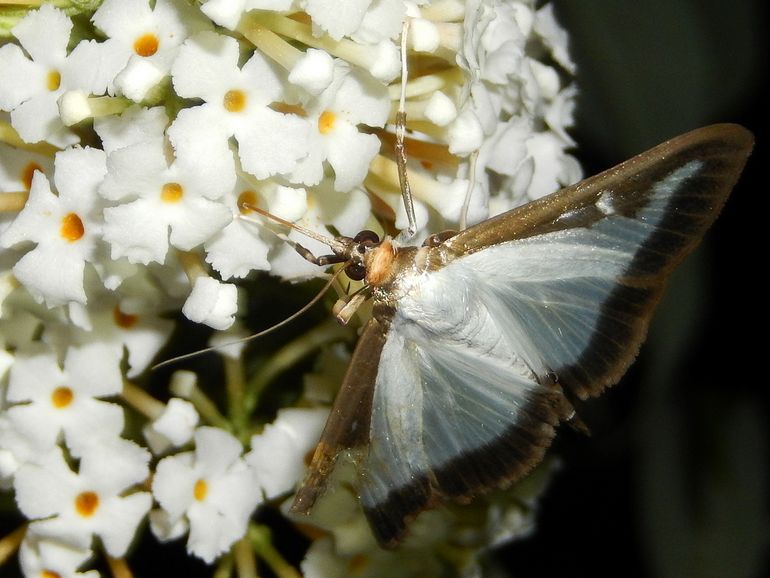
left=359, top=159, right=705, bottom=511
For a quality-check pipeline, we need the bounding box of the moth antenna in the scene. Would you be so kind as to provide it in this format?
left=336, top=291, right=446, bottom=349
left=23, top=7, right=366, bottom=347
left=394, top=19, right=417, bottom=243
left=239, top=201, right=348, bottom=254
left=152, top=266, right=348, bottom=370
left=459, top=150, right=479, bottom=231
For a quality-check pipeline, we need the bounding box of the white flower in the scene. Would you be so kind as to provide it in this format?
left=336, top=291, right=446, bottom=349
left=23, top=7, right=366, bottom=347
left=14, top=439, right=152, bottom=557
left=305, top=0, right=405, bottom=43
left=0, top=415, right=42, bottom=486
left=19, top=532, right=99, bottom=578
left=93, top=104, right=169, bottom=155
left=288, top=60, right=390, bottom=192
left=199, top=0, right=291, bottom=30
left=0, top=5, right=113, bottom=146
left=182, top=276, right=238, bottom=330
left=152, top=427, right=262, bottom=563
left=169, top=31, right=311, bottom=181
left=144, top=398, right=199, bottom=454
left=100, top=137, right=232, bottom=265
left=0, top=147, right=108, bottom=307
left=91, top=0, right=212, bottom=101
left=267, top=180, right=371, bottom=279
left=202, top=181, right=279, bottom=280
left=4, top=342, right=124, bottom=456
left=247, top=407, right=328, bottom=499
left=44, top=295, right=175, bottom=379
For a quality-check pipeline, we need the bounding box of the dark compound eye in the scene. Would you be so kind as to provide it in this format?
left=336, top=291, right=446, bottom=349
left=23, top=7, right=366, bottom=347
left=353, top=230, right=379, bottom=245
left=345, top=263, right=367, bottom=281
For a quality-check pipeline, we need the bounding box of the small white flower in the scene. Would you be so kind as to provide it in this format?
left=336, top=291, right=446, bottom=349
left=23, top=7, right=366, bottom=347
left=152, top=427, right=262, bottom=563
left=100, top=137, right=232, bottom=265
left=45, top=295, right=175, bottom=379
left=4, top=342, right=124, bottom=456
left=0, top=5, right=113, bottom=146
left=202, top=181, right=277, bottom=280
left=304, top=0, right=404, bottom=43
left=14, top=439, right=152, bottom=557
left=169, top=31, right=311, bottom=181
left=93, top=104, right=169, bottom=155
left=182, top=276, right=238, bottom=330
left=144, top=398, right=199, bottom=454
left=289, top=61, right=389, bottom=192
left=0, top=147, right=108, bottom=307
left=247, top=407, right=328, bottom=499
left=267, top=180, right=371, bottom=279
left=19, top=531, right=99, bottom=578
left=91, top=0, right=212, bottom=101
left=0, top=415, right=42, bottom=486
left=198, top=0, right=286, bottom=30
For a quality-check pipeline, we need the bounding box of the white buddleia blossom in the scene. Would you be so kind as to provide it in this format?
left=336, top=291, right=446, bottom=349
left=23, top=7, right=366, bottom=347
left=0, top=0, right=578, bottom=574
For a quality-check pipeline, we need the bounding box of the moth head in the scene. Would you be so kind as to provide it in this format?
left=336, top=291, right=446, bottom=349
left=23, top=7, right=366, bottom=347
left=341, top=229, right=381, bottom=281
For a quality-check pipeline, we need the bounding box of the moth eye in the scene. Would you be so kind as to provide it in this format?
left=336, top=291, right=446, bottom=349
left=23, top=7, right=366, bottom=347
left=353, top=230, right=380, bottom=245
left=345, top=263, right=367, bottom=281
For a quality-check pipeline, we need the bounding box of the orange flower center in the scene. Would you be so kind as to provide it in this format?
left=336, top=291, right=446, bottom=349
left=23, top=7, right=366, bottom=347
left=51, top=386, right=73, bottom=408
left=41, top=571, right=61, bottom=578
left=223, top=89, right=247, bottom=113
left=75, top=491, right=99, bottom=517
left=21, top=162, right=43, bottom=191
left=193, top=479, right=208, bottom=501
left=161, top=182, right=183, bottom=203
left=318, top=110, right=336, bottom=134
left=134, top=33, right=159, bottom=57
left=60, top=213, right=84, bottom=242
left=47, top=70, right=61, bottom=91
left=113, top=305, right=139, bottom=328
left=237, top=190, right=258, bottom=214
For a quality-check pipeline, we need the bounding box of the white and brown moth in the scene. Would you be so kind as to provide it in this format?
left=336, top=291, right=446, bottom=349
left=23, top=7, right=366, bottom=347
left=283, top=123, right=753, bottom=548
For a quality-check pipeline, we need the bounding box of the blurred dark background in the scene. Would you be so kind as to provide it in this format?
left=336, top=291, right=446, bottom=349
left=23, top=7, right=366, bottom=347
left=499, top=1, right=768, bottom=577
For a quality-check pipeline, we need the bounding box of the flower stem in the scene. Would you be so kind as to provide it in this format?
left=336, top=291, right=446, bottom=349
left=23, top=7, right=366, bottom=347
left=171, top=374, right=231, bottom=430
left=0, top=524, right=26, bottom=566
left=214, top=553, right=234, bottom=578
left=238, top=19, right=303, bottom=71
left=176, top=250, right=208, bottom=283
left=106, top=556, right=134, bottom=578
left=233, top=535, right=258, bottom=578
left=249, top=524, right=301, bottom=578
left=243, top=317, right=355, bottom=420
left=121, top=380, right=166, bottom=420
left=0, top=120, right=58, bottom=155
left=224, top=354, right=248, bottom=434
left=0, top=192, right=28, bottom=212
left=244, top=12, right=385, bottom=76
left=367, top=153, right=454, bottom=208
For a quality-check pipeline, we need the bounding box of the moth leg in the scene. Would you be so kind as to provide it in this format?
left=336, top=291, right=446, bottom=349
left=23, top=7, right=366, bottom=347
left=290, top=241, right=347, bottom=267
left=394, top=19, right=417, bottom=243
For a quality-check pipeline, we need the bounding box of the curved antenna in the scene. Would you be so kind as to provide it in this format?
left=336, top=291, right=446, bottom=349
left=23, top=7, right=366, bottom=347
left=152, top=266, right=348, bottom=370
left=394, top=18, right=417, bottom=243
left=240, top=202, right=349, bottom=254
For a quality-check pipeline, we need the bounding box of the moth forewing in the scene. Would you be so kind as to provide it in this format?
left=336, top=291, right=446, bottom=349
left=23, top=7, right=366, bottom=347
left=290, top=124, right=754, bottom=548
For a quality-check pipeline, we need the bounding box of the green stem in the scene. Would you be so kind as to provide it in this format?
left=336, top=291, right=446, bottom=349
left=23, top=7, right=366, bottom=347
left=214, top=553, right=234, bottom=578
left=225, top=354, right=248, bottom=435
left=170, top=377, right=230, bottom=431
left=234, top=536, right=259, bottom=578
left=249, top=524, right=301, bottom=578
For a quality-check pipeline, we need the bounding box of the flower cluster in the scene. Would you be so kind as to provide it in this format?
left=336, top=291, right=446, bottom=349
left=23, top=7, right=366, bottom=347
left=0, top=0, right=578, bottom=576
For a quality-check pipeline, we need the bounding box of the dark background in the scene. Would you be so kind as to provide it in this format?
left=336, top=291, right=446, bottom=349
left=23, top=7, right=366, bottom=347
left=499, top=1, right=768, bottom=577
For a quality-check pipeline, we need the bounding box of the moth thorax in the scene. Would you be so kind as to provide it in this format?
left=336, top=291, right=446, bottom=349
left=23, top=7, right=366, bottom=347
left=365, top=239, right=397, bottom=286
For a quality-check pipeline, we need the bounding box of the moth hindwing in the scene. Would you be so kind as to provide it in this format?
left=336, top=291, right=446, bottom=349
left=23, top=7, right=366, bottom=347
left=290, top=123, right=754, bottom=548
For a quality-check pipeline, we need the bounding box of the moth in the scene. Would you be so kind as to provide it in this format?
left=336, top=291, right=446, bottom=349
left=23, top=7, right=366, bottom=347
left=284, top=123, right=754, bottom=548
